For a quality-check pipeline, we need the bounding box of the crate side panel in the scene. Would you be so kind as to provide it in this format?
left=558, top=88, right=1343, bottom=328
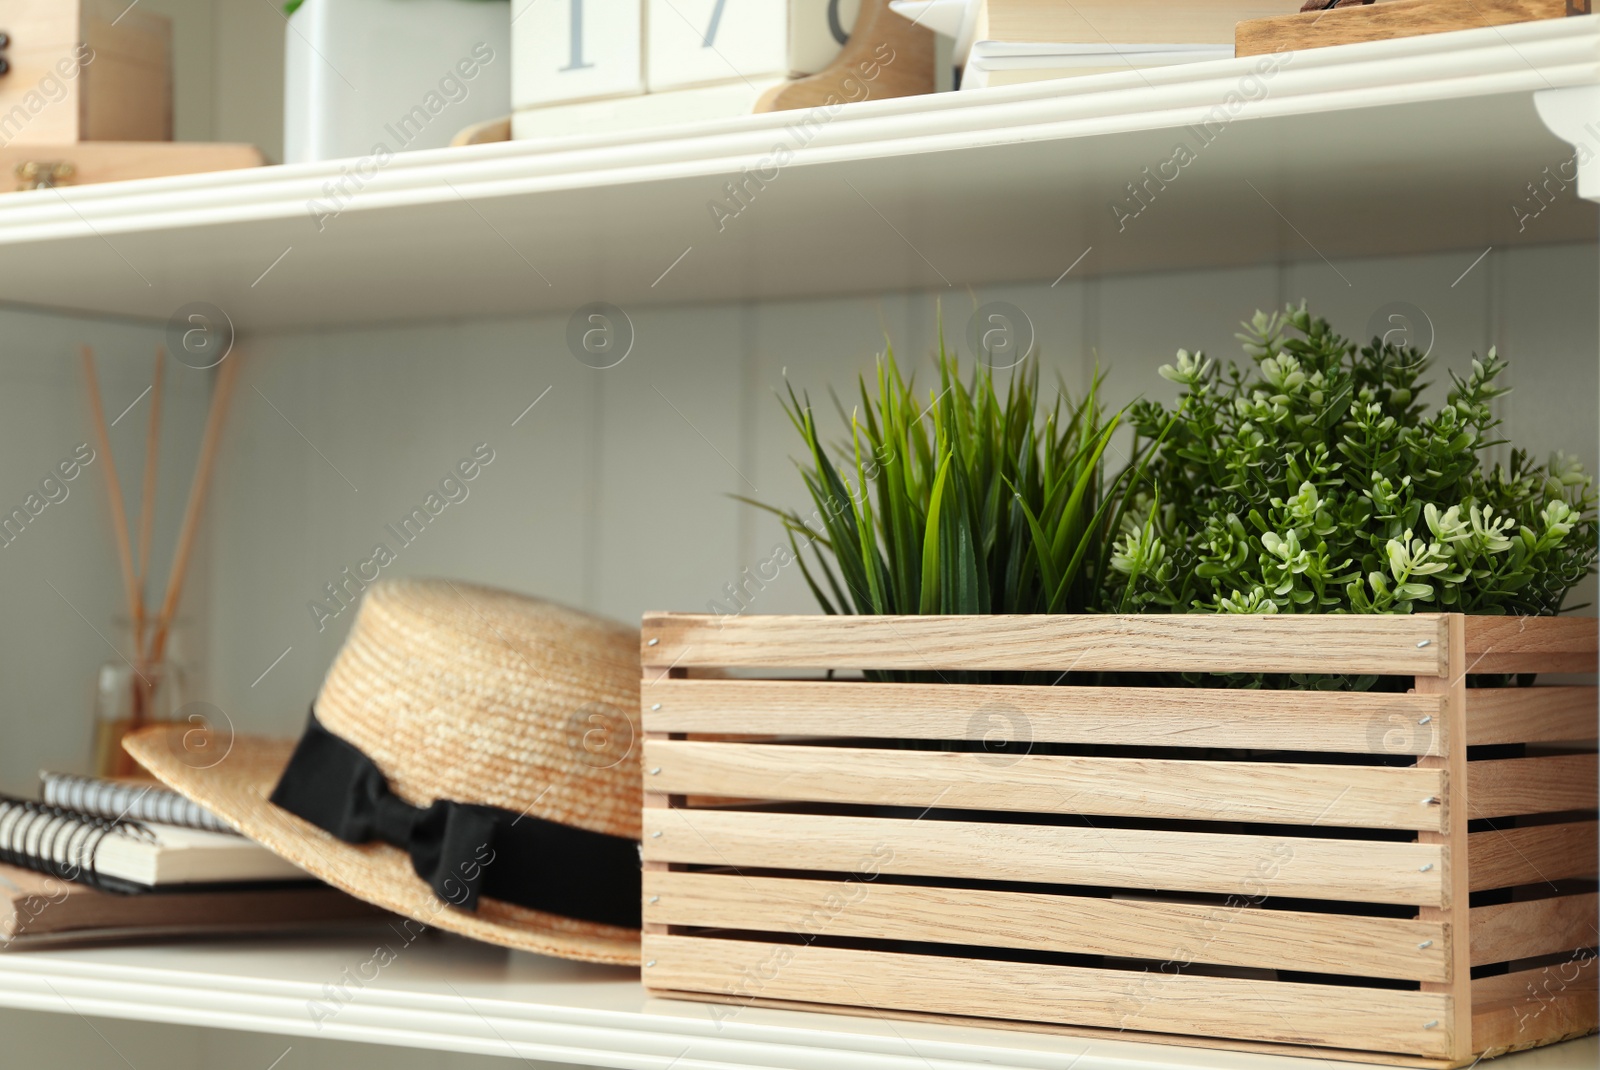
left=1470, top=893, right=1599, bottom=968
left=1467, top=821, right=1599, bottom=892
left=1463, top=617, right=1598, bottom=675
left=646, top=740, right=1447, bottom=831
left=643, top=935, right=1454, bottom=1057
left=1472, top=954, right=1599, bottom=1056
left=644, top=679, right=1446, bottom=755
left=642, top=809, right=1448, bottom=905
left=1466, top=755, right=1598, bottom=820
left=640, top=614, right=1448, bottom=674
left=643, top=870, right=1450, bottom=981
left=1465, top=686, right=1597, bottom=747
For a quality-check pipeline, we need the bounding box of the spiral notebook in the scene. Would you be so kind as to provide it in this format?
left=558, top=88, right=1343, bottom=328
left=38, top=772, right=234, bottom=834
left=0, top=794, right=305, bottom=894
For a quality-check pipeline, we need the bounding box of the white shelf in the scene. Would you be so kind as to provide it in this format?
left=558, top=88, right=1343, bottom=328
left=0, top=927, right=1592, bottom=1069
left=1, top=18, right=1596, bottom=333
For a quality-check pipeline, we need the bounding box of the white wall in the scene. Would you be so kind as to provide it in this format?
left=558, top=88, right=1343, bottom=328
left=0, top=308, right=215, bottom=796
left=192, top=244, right=1598, bottom=743
left=1, top=246, right=1592, bottom=789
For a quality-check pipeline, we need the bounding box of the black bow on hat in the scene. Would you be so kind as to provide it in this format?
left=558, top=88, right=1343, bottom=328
left=269, top=712, right=640, bottom=928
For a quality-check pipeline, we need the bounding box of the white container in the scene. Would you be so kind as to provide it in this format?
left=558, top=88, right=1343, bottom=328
left=284, top=0, right=511, bottom=164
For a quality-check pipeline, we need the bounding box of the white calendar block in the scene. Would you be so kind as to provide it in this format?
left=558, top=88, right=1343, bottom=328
left=646, top=0, right=788, bottom=91
left=789, top=0, right=859, bottom=76
left=512, top=0, right=643, bottom=109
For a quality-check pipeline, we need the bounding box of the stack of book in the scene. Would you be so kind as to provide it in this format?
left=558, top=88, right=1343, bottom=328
left=2, top=773, right=374, bottom=948
left=891, top=0, right=1303, bottom=89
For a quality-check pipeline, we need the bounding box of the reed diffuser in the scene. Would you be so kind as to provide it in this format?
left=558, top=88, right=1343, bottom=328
left=83, top=344, right=241, bottom=778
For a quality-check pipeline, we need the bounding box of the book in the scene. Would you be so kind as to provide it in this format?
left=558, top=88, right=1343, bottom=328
left=39, top=771, right=235, bottom=834
left=962, top=42, right=1235, bottom=89
left=0, top=794, right=306, bottom=893
left=0, top=861, right=379, bottom=949
left=972, top=0, right=1304, bottom=45
left=892, top=0, right=1301, bottom=65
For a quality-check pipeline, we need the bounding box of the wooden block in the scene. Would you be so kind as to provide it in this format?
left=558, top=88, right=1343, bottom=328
left=1467, top=821, right=1599, bottom=892
left=511, top=79, right=781, bottom=140
left=646, top=0, right=788, bottom=91
left=645, top=739, right=1448, bottom=830
left=1466, top=686, right=1597, bottom=747
left=1236, top=0, right=1582, bottom=58
left=642, top=808, right=1449, bottom=905
left=1466, top=755, right=1598, bottom=819
left=510, top=0, right=642, bottom=109
left=755, top=0, right=934, bottom=113
left=644, top=870, right=1451, bottom=981
left=0, top=142, right=263, bottom=191
left=643, top=934, right=1455, bottom=1057
left=788, top=0, right=858, bottom=75
left=1470, top=893, right=1598, bottom=967
left=1464, top=615, right=1599, bottom=675
left=643, top=678, right=1446, bottom=755
left=0, top=0, right=171, bottom=145
left=640, top=612, right=1448, bottom=674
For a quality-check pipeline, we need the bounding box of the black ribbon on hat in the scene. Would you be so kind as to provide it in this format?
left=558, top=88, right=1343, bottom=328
left=269, top=712, right=640, bottom=929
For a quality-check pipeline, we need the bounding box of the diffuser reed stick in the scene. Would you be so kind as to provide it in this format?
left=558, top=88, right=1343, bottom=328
left=145, top=348, right=241, bottom=670
left=134, top=347, right=165, bottom=657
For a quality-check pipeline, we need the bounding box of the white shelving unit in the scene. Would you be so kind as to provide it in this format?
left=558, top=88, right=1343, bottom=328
left=0, top=18, right=1594, bottom=331
left=1, top=13, right=1596, bottom=1070
left=0, top=928, right=1594, bottom=1070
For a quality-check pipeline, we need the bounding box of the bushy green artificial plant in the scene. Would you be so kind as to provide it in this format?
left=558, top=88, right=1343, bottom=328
left=1108, top=304, right=1597, bottom=619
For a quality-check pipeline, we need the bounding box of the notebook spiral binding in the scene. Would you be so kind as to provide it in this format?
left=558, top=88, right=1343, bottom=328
left=0, top=794, right=153, bottom=892
left=39, top=772, right=232, bottom=834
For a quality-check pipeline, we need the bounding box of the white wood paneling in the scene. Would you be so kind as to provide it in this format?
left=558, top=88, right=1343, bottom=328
left=592, top=302, right=746, bottom=625
left=0, top=309, right=213, bottom=796
left=203, top=316, right=602, bottom=737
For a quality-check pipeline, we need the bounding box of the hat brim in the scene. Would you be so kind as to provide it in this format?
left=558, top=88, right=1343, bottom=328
left=123, top=726, right=642, bottom=966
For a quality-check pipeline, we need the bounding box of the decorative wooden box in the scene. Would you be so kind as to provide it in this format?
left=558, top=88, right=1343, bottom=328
left=0, top=0, right=172, bottom=145
left=640, top=613, right=1598, bottom=1068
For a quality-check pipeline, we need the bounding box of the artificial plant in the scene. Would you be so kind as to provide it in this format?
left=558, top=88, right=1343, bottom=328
left=1109, top=303, right=1598, bottom=618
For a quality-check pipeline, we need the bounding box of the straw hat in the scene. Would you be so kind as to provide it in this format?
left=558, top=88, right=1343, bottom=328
left=125, top=578, right=643, bottom=965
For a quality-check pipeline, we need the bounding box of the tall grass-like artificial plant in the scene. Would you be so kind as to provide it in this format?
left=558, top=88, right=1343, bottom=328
left=758, top=332, right=1158, bottom=628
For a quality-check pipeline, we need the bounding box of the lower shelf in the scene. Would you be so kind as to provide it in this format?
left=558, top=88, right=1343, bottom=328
left=0, top=926, right=1593, bottom=1070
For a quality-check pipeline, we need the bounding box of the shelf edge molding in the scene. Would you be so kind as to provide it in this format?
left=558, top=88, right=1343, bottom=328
left=1535, top=84, right=1600, bottom=202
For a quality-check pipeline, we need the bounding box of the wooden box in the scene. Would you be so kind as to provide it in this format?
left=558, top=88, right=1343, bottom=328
left=0, top=0, right=172, bottom=145
left=640, top=613, right=1598, bottom=1068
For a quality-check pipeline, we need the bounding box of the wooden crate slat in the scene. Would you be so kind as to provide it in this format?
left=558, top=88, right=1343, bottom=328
left=644, top=679, right=1446, bottom=755
left=643, top=935, right=1454, bottom=1057
left=1466, top=755, right=1598, bottom=819
left=1414, top=612, right=1472, bottom=1063
left=1466, top=686, right=1597, bottom=747
left=643, top=870, right=1450, bottom=981
left=1471, top=954, right=1599, bottom=1056
left=641, top=614, right=1448, bottom=674
left=1470, top=893, right=1599, bottom=967
left=1467, top=821, right=1600, bottom=892
left=642, top=809, right=1447, bottom=906
left=1463, top=616, right=1598, bottom=675
left=645, top=740, right=1447, bottom=832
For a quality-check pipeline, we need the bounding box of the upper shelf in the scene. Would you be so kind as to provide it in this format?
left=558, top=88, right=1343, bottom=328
left=1, top=928, right=1595, bottom=1069
left=1, top=17, right=1597, bottom=333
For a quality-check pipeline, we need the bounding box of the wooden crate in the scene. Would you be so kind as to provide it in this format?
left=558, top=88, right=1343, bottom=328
left=639, top=613, right=1598, bottom=1068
